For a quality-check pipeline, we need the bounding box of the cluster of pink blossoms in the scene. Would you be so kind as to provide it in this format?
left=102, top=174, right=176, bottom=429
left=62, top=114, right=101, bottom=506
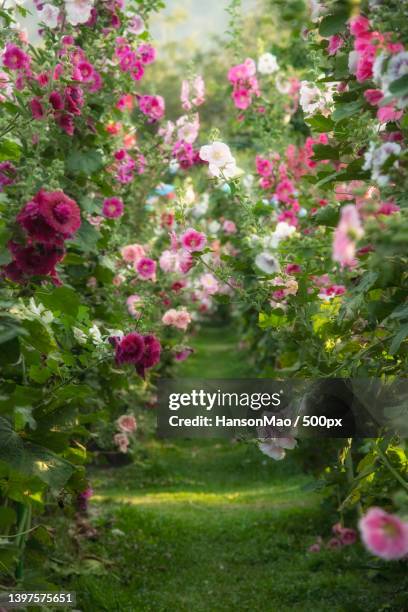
left=115, top=38, right=156, bottom=82
left=308, top=522, right=357, bottom=553
left=111, top=332, right=161, bottom=378
left=3, top=190, right=81, bottom=283
left=111, top=148, right=146, bottom=184
left=17, top=38, right=104, bottom=135
left=228, top=58, right=260, bottom=110
left=0, top=161, right=17, bottom=191
left=162, top=308, right=192, bottom=331
left=346, top=16, right=405, bottom=123
left=113, top=414, right=137, bottom=454
left=159, top=228, right=207, bottom=276
left=180, top=75, right=205, bottom=111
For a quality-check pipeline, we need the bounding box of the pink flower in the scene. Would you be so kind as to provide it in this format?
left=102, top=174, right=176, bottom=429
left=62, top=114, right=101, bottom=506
left=181, top=228, right=207, bottom=252
left=114, top=332, right=145, bottom=365
left=103, top=197, right=124, bottom=219
left=138, top=95, right=165, bottom=121
left=327, top=537, right=343, bottom=550
left=174, top=347, right=193, bottom=361
left=162, top=309, right=191, bottom=331
left=377, top=105, right=403, bottom=123
left=2, top=44, right=30, bottom=71
left=349, top=15, right=371, bottom=37
left=126, top=294, right=142, bottom=318
left=76, top=60, right=94, bottom=82
left=275, top=179, right=295, bottom=203
left=112, top=274, right=125, bottom=286
left=114, top=432, right=129, bottom=453
left=308, top=543, right=321, bottom=553
left=359, top=507, right=408, bottom=560
left=340, top=528, right=357, bottom=546
left=49, top=91, right=64, bottom=110
left=223, top=220, right=237, bottom=234
left=17, top=190, right=81, bottom=245
left=29, top=98, right=45, bottom=120
left=328, top=35, right=344, bottom=55
left=117, top=414, right=137, bottom=433
left=332, top=205, right=364, bottom=268
left=121, top=243, right=145, bottom=263
left=232, top=88, right=252, bottom=110
left=128, top=14, right=145, bottom=35
left=256, top=155, right=273, bottom=177
left=364, top=89, right=384, bottom=106
left=137, top=44, right=156, bottom=65
left=136, top=257, right=156, bottom=280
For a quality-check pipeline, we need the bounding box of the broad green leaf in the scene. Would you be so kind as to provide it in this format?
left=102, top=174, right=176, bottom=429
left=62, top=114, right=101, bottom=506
left=35, top=286, right=80, bottom=318
left=332, top=100, right=363, bottom=122
left=319, top=11, right=348, bottom=37
left=0, top=139, right=21, bottom=162
left=0, top=506, right=17, bottom=528
left=0, top=417, right=25, bottom=470
left=389, top=74, right=408, bottom=96
left=66, top=149, right=103, bottom=175
left=389, top=323, right=408, bottom=355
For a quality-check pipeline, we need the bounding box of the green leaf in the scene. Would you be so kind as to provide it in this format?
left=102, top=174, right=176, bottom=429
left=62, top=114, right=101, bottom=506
left=24, top=443, right=75, bottom=489
left=29, top=364, right=52, bottom=384
left=306, top=114, right=334, bottom=133
left=389, top=74, right=408, bottom=96
left=71, top=220, right=100, bottom=253
left=0, top=506, right=17, bottom=528
left=35, top=286, right=81, bottom=318
left=0, top=139, right=21, bottom=162
left=0, top=417, right=25, bottom=470
left=66, top=149, right=103, bottom=175
left=319, top=11, right=348, bottom=37
left=332, top=100, right=363, bottom=122
left=389, top=323, right=408, bottom=355
left=312, top=144, right=339, bottom=161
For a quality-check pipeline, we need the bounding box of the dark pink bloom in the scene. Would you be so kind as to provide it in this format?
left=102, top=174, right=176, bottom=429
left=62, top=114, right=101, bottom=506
left=55, top=113, right=75, bottom=135
left=2, top=44, right=30, bottom=70
left=364, top=89, right=384, bottom=106
left=76, top=61, right=94, bottom=82
left=285, top=263, right=301, bottom=274
left=340, top=528, right=357, bottom=546
left=17, top=190, right=81, bottom=244
left=29, top=98, right=45, bottom=120
left=327, top=537, right=342, bottom=550
left=102, top=197, right=124, bottom=219
left=377, top=105, right=403, bottom=123
left=181, top=228, right=207, bottom=252
left=136, top=334, right=161, bottom=378
left=0, top=161, right=17, bottom=191
left=49, top=91, right=64, bottom=110
left=115, top=332, right=145, bottom=365
left=4, top=241, right=65, bottom=281
left=64, top=86, right=84, bottom=115
left=256, top=155, right=273, bottom=177
left=349, top=15, right=371, bottom=37
left=138, top=95, right=165, bottom=121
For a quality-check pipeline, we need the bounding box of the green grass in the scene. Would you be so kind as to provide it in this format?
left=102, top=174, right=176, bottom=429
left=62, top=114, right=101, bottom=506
left=55, top=326, right=406, bottom=611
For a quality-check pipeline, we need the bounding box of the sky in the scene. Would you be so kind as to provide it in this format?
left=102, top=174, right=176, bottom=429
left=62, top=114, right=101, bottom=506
left=19, top=0, right=257, bottom=48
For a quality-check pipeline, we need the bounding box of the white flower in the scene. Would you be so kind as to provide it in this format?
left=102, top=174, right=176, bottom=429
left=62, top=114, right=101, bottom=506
left=299, top=81, right=333, bottom=116
left=199, top=141, right=237, bottom=178
left=383, top=51, right=408, bottom=107
left=38, top=3, right=60, bottom=28
left=257, top=52, right=279, bottom=75
left=263, top=222, right=296, bottom=249
left=363, top=142, right=401, bottom=186
left=27, top=299, right=54, bottom=324
left=64, top=0, right=94, bottom=26
left=348, top=51, right=359, bottom=76
left=255, top=252, right=280, bottom=275
left=89, top=324, right=103, bottom=345
left=208, top=220, right=221, bottom=234
left=73, top=327, right=87, bottom=345
left=309, top=0, right=325, bottom=21
left=128, top=14, right=145, bottom=35
left=275, top=76, right=291, bottom=94
left=258, top=437, right=297, bottom=461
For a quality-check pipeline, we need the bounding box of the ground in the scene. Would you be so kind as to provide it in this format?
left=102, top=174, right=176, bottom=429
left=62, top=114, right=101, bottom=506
left=55, top=326, right=407, bottom=611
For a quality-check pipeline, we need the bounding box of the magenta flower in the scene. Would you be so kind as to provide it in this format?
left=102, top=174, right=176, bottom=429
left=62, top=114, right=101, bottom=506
left=17, top=190, right=81, bottom=245
left=137, top=44, right=156, bottom=65
left=359, top=507, right=408, bottom=560
left=115, top=332, right=145, bottom=365
left=4, top=241, right=65, bottom=282
left=103, top=197, right=124, bottom=219
left=29, top=98, right=45, bottom=120
left=136, top=334, right=161, bottom=378
left=138, top=95, right=165, bottom=121
left=181, top=228, right=207, bottom=252
left=2, top=44, right=30, bottom=70
left=136, top=257, right=157, bottom=280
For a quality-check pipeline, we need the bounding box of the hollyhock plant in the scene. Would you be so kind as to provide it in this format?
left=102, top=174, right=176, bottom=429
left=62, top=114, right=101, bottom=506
left=2, top=43, right=30, bottom=71
left=181, top=228, right=207, bottom=252
left=103, top=197, right=124, bottom=219
left=359, top=507, right=408, bottom=560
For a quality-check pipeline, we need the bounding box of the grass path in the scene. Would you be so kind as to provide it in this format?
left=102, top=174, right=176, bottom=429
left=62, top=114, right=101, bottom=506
left=64, top=326, right=406, bottom=611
